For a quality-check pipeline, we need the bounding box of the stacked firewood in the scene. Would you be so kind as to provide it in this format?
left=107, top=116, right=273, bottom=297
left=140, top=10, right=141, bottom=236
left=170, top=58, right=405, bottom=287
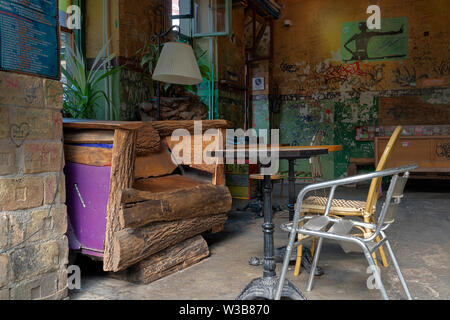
left=139, top=94, right=209, bottom=121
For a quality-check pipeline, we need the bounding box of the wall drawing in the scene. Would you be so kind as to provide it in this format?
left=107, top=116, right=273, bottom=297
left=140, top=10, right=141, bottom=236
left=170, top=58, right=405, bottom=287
left=341, top=17, right=408, bottom=62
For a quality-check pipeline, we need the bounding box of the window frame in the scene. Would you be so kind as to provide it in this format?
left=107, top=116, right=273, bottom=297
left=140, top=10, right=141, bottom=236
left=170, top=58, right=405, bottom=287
left=171, top=0, right=232, bottom=38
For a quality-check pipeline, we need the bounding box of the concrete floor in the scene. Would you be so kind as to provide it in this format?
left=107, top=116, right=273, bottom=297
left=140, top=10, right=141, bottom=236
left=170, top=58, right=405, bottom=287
left=70, top=180, right=450, bottom=300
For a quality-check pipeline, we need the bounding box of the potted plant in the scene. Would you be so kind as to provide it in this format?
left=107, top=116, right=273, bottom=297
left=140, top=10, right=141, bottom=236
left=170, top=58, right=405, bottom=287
left=61, top=40, right=123, bottom=120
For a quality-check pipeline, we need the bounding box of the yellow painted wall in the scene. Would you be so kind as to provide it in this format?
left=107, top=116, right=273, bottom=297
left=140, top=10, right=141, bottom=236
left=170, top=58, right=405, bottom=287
left=273, top=0, right=450, bottom=95
left=118, top=0, right=168, bottom=58
left=85, top=0, right=120, bottom=59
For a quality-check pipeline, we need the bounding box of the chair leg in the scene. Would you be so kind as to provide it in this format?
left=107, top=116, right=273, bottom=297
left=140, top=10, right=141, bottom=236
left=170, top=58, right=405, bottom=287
left=363, top=247, right=389, bottom=300
left=376, top=235, right=389, bottom=268
left=306, top=237, right=324, bottom=291
left=372, top=252, right=379, bottom=267
left=370, top=215, right=389, bottom=268
left=294, top=212, right=306, bottom=276
left=384, top=240, right=412, bottom=300
left=364, top=216, right=379, bottom=267
left=294, top=240, right=302, bottom=276
left=310, top=237, right=316, bottom=257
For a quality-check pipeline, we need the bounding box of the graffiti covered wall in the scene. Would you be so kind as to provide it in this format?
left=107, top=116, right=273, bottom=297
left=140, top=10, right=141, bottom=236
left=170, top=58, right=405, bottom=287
left=273, top=0, right=450, bottom=178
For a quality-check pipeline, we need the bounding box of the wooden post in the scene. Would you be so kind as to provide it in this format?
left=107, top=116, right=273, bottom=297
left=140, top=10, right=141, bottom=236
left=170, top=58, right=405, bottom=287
left=103, top=128, right=137, bottom=271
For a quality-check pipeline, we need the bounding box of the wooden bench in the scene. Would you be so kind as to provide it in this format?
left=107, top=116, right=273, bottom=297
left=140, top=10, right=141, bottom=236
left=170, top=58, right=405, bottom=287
left=64, top=119, right=234, bottom=274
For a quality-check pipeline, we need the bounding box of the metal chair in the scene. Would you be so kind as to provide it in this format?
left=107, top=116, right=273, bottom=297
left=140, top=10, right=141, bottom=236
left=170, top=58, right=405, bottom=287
left=279, top=130, right=326, bottom=198
left=295, top=126, right=403, bottom=274
left=275, top=164, right=418, bottom=300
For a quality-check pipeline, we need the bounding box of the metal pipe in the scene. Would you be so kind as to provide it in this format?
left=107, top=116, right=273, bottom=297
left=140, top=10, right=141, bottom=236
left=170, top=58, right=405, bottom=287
left=102, top=0, right=108, bottom=120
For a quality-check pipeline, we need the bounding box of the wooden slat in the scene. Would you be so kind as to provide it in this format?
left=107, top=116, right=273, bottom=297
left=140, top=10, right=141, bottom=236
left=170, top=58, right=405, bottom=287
left=119, top=184, right=232, bottom=228
left=63, top=118, right=143, bottom=130
left=349, top=158, right=374, bottom=166
left=379, top=96, right=450, bottom=126
left=103, top=129, right=137, bottom=272
left=109, top=213, right=228, bottom=271
left=133, top=175, right=205, bottom=193
left=63, top=129, right=115, bottom=144
left=64, top=145, right=112, bottom=167
left=376, top=136, right=450, bottom=171
left=114, top=235, right=209, bottom=284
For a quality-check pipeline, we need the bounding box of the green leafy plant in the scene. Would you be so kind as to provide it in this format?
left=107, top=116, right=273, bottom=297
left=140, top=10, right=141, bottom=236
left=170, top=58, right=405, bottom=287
left=137, top=43, right=211, bottom=97
left=61, top=40, right=123, bottom=120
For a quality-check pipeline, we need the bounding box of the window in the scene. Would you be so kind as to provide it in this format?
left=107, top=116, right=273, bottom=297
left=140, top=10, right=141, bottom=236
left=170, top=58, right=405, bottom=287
left=59, top=1, right=75, bottom=83
left=171, top=0, right=232, bottom=38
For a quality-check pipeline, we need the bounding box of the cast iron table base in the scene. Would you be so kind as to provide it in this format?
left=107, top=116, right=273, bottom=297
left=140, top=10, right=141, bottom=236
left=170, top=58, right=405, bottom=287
left=237, top=276, right=305, bottom=300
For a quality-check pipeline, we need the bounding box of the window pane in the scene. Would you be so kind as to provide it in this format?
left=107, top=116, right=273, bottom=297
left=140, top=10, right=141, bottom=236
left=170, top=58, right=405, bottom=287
left=172, top=0, right=192, bottom=16
left=194, top=0, right=227, bottom=35
left=60, top=31, right=73, bottom=83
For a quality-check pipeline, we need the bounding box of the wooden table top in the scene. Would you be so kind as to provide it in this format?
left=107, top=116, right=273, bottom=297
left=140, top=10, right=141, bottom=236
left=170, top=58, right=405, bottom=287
left=210, top=145, right=342, bottom=160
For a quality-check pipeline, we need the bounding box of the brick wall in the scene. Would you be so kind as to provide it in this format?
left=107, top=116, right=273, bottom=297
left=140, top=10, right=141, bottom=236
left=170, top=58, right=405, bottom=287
left=0, top=71, right=68, bottom=300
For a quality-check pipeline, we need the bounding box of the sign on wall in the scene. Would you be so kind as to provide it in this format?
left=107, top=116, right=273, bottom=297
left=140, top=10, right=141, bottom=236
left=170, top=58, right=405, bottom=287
left=341, top=17, right=408, bottom=63
left=0, top=0, right=60, bottom=79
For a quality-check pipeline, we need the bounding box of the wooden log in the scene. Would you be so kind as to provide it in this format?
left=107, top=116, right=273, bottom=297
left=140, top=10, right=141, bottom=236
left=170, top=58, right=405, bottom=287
left=116, top=235, right=209, bottom=284
left=110, top=213, right=228, bottom=271
left=103, top=129, right=137, bottom=272
left=151, top=120, right=234, bottom=137
left=63, top=129, right=115, bottom=144
left=134, top=144, right=177, bottom=179
left=119, top=184, right=232, bottom=228
left=135, top=123, right=161, bottom=156
left=64, top=145, right=112, bottom=167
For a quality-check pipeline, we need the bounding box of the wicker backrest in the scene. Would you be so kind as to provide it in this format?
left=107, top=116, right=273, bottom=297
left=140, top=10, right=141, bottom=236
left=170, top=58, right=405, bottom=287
left=364, top=126, right=402, bottom=214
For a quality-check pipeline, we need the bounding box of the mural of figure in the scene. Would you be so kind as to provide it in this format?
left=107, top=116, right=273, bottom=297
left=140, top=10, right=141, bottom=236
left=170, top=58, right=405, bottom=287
left=344, top=22, right=405, bottom=61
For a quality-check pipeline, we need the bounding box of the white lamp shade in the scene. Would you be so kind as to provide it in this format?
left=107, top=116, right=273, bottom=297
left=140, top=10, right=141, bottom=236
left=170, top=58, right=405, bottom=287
left=152, top=42, right=203, bottom=85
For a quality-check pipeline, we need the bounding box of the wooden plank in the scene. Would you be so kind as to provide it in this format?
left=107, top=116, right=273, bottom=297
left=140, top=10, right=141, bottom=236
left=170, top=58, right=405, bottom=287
left=64, top=145, right=112, bottom=167
left=349, top=158, right=374, bottom=166
left=63, top=129, right=115, bottom=144
left=119, top=184, right=232, bottom=228
left=379, top=96, right=450, bottom=125
left=63, top=118, right=143, bottom=130
left=113, top=235, right=209, bottom=284
left=134, top=144, right=177, bottom=179
left=103, top=129, right=137, bottom=272
left=376, top=136, right=450, bottom=171
left=151, top=120, right=233, bottom=137
left=109, top=213, right=228, bottom=271
left=133, top=175, right=205, bottom=193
